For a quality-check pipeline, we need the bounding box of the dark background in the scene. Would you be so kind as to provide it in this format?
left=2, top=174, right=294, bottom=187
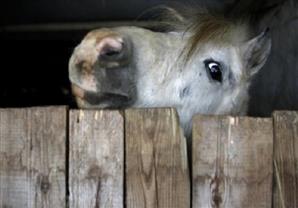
left=0, top=0, right=229, bottom=25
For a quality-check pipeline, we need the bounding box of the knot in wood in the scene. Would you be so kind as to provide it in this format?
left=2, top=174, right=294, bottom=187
left=210, top=175, right=223, bottom=207
left=39, top=175, right=51, bottom=194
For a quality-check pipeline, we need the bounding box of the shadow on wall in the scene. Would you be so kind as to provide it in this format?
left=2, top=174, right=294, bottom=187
left=0, top=32, right=78, bottom=107
left=0, top=0, right=228, bottom=26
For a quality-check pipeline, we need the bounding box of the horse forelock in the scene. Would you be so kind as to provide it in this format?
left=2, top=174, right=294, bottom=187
left=185, top=14, right=234, bottom=59
left=159, top=7, right=248, bottom=62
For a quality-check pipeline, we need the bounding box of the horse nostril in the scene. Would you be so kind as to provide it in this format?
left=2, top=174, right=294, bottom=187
left=100, top=47, right=122, bottom=59
left=95, top=36, right=131, bottom=68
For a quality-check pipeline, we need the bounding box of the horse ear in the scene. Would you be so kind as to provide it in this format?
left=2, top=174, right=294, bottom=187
left=240, top=28, right=271, bottom=77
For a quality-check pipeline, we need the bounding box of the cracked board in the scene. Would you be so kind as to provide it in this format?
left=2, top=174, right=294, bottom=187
left=125, top=108, right=190, bottom=208
left=273, top=111, right=298, bottom=208
left=0, top=107, right=67, bottom=208
left=69, top=110, right=124, bottom=208
left=192, top=115, right=273, bottom=208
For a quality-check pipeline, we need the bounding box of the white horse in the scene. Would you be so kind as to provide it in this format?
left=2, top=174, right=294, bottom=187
left=69, top=11, right=271, bottom=136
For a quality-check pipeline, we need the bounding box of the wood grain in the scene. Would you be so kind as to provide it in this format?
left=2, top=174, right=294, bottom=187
left=69, top=110, right=124, bottom=208
left=125, top=108, right=190, bottom=208
left=192, top=115, right=273, bottom=208
left=0, top=107, right=67, bottom=208
left=273, top=111, right=298, bottom=208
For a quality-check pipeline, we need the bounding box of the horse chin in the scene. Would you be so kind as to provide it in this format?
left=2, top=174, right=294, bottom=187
left=72, top=84, right=133, bottom=109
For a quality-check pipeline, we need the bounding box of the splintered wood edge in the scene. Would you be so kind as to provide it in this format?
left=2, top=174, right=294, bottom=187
left=124, top=108, right=190, bottom=208
left=68, top=109, right=124, bottom=208
left=272, top=111, right=298, bottom=208
left=0, top=106, right=68, bottom=208
left=192, top=114, right=273, bottom=208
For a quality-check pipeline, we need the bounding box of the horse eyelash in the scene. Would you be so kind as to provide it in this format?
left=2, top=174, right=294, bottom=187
left=203, top=58, right=220, bottom=66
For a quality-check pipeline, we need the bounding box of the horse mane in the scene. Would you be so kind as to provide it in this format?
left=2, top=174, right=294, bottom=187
left=156, top=5, right=249, bottom=61
left=183, top=13, right=236, bottom=60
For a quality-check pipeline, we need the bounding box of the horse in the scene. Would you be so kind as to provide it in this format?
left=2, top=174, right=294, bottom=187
left=68, top=9, right=272, bottom=137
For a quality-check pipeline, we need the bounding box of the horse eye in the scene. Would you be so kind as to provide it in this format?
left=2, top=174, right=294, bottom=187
left=204, top=61, right=222, bottom=82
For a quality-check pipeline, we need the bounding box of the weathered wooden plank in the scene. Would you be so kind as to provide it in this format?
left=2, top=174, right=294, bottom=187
left=69, top=110, right=124, bottom=208
left=192, top=115, right=273, bottom=208
left=273, top=111, right=298, bottom=208
left=0, top=106, right=67, bottom=208
left=125, top=108, right=190, bottom=208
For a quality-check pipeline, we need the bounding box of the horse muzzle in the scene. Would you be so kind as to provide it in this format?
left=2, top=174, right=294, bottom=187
left=69, top=28, right=135, bottom=109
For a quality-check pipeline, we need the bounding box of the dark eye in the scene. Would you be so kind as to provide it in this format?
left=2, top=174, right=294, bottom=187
left=204, top=60, right=222, bottom=82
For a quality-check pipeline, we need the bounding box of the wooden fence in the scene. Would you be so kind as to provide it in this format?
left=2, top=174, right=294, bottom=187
left=0, top=106, right=297, bottom=208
